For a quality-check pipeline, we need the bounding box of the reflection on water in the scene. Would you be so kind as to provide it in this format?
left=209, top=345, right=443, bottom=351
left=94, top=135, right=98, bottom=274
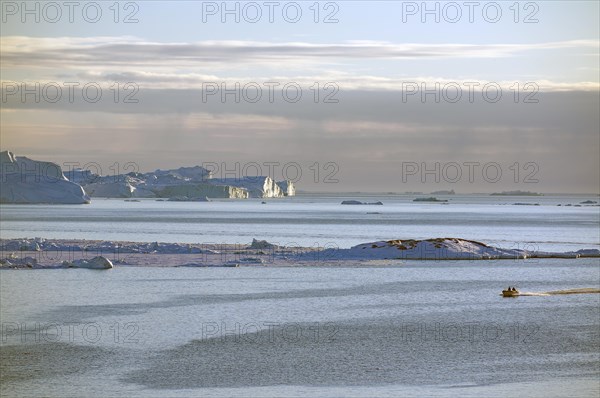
left=1, top=262, right=599, bottom=397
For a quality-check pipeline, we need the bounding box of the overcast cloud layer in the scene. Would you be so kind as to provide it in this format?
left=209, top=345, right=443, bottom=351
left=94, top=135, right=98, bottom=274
left=1, top=1, right=598, bottom=193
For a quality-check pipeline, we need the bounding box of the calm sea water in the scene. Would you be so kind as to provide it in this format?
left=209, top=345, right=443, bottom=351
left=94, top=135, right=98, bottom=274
left=1, top=194, right=599, bottom=397
left=1, top=263, right=599, bottom=397
left=0, top=194, right=599, bottom=251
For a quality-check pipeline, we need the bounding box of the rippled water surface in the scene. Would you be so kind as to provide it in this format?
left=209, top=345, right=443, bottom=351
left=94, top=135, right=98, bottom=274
left=1, top=194, right=599, bottom=251
left=1, top=194, right=599, bottom=397
left=1, top=262, right=599, bottom=397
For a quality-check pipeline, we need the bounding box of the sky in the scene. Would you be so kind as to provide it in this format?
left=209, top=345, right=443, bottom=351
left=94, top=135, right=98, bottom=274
left=1, top=1, right=599, bottom=193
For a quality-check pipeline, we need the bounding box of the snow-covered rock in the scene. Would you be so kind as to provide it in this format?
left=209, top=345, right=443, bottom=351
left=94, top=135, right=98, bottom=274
left=321, top=238, right=600, bottom=260
left=0, top=238, right=208, bottom=254
left=0, top=256, right=38, bottom=268
left=249, top=238, right=278, bottom=250
left=572, top=248, right=600, bottom=257
left=64, top=256, right=113, bottom=269
left=1, top=238, right=42, bottom=251
left=0, top=151, right=90, bottom=204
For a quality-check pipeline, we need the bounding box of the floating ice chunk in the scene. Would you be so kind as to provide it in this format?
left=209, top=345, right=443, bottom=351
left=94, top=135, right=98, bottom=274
left=64, top=256, right=113, bottom=269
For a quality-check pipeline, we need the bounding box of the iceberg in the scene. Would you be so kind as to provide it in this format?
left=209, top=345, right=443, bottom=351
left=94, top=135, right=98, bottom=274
left=83, top=181, right=136, bottom=198
left=76, top=165, right=295, bottom=199
left=0, top=151, right=90, bottom=204
left=156, top=184, right=248, bottom=199
left=209, top=176, right=285, bottom=198
left=63, top=256, right=113, bottom=269
left=276, top=180, right=296, bottom=196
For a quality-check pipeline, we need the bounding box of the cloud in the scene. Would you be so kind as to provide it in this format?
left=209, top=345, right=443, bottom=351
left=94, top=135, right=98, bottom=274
left=2, top=36, right=598, bottom=69
left=2, top=73, right=597, bottom=93
left=1, top=35, right=598, bottom=192
left=2, top=36, right=597, bottom=92
left=1, top=90, right=598, bottom=192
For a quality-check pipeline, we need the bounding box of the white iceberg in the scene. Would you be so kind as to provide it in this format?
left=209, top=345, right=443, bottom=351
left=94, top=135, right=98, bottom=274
left=156, top=184, right=248, bottom=199
left=276, top=180, right=296, bottom=196
left=64, top=256, right=113, bottom=269
left=76, top=164, right=295, bottom=199
left=210, top=176, right=284, bottom=198
left=83, top=181, right=136, bottom=198
left=0, top=151, right=90, bottom=204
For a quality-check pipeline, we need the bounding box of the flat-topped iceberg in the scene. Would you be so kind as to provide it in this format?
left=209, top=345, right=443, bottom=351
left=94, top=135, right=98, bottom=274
left=0, top=151, right=90, bottom=204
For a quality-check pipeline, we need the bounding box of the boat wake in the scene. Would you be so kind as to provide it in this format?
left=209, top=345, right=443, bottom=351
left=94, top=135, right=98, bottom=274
left=514, top=292, right=551, bottom=297
left=501, top=288, right=600, bottom=297
left=543, top=288, right=600, bottom=295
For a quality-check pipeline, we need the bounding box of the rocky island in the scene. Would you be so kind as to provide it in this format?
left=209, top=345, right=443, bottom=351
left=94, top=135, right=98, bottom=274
left=491, top=190, right=543, bottom=196
left=413, top=197, right=448, bottom=203
left=2, top=237, right=598, bottom=269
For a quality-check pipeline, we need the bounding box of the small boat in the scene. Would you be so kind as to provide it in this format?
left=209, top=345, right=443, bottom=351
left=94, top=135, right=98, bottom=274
left=502, top=287, right=520, bottom=297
